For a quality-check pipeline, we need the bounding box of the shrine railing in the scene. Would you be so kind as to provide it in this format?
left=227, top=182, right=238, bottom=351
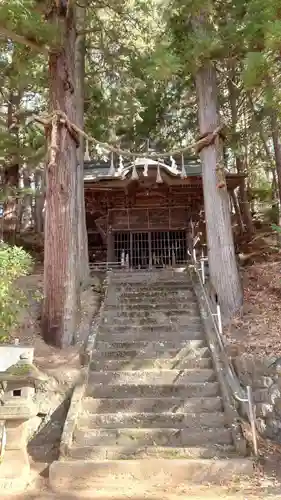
left=189, top=246, right=258, bottom=457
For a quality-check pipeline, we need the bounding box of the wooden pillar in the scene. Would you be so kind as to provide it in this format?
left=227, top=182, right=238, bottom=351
left=107, top=228, right=115, bottom=263
left=186, top=225, right=193, bottom=260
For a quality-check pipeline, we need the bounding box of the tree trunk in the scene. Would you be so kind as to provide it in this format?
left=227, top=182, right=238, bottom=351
left=269, top=109, right=281, bottom=231
left=248, top=93, right=279, bottom=216
left=21, top=167, right=32, bottom=232
left=34, top=168, right=45, bottom=234
left=195, top=62, right=243, bottom=318
left=228, top=76, right=254, bottom=237
left=4, top=91, right=21, bottom=237
left=42, top=3, right=80, bottom=347
left=236, top=161, right=254, bottom=237
left=75, top=2, right=89, bottom=284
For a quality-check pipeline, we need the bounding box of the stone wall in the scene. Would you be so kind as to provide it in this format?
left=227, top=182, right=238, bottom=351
left=234, top=355, right=281, bottom=442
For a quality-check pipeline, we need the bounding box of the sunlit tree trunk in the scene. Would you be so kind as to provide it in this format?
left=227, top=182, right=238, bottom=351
left=194, top=54, right=243, bottom=317
left=42, top=2, right=80, bottom=347
left=4, top=91, right=21, bottom=239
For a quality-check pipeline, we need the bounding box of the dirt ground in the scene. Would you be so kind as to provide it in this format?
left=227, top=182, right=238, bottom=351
left=227, top=234, right=281, bottom=358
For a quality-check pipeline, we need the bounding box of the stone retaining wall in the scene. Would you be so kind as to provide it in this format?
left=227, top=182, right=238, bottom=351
left=234, top=355, right=281, bottom=442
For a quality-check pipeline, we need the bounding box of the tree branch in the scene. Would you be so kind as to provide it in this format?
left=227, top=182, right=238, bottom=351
left=0, top=26, right=48, bottom=55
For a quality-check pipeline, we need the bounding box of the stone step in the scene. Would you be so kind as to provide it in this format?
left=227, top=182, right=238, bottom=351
left=49, top=458, right=253, bottom=493
left=118, top=280, right=192, bottom=287
left=88, top=369, right=215, bottom=386
left=103, top=308, right=200, bottom=319
left=101, top=316, right=203, bottom=328
left=119, top=292, right=195, bottom=302
left=90, top=356, right=212, bottom=371
left=73, top=426, right=232, bottom=447
left=111, top=279, right=192, bottom=288
left=95, top=339, right=205, bottom=351
left=107, top=300, right=198, bottom=310
left=119, top=290, right=195, bottom=300
left=67, top=444, right=235, bottom=460
left=86, top=381, right=220, bottom=398
left=99, top=323, right=203, bottom=333
left=97, top=330, right=203, bottom=342
left=91, top=344, right=208, bottom=359
left=82, top=395, right=223, bottom=414
left=78, top=411, right=226, bottom=429
left=105, top=302, right=198, bottom=311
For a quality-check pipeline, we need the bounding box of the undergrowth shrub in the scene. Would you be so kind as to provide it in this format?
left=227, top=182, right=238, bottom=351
left=0, top=243, right=33, bottom=343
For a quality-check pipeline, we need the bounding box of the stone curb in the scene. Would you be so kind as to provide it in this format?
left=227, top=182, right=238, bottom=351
left=59, top=371, right=87, bottom=458
left=60, top=271, right=112, bottom=458
left=80, top=273, right=111, bottom=366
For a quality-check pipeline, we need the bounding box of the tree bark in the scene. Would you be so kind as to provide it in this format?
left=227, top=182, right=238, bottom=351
left=4, top=91, right=21, bottom=237
left=42, top=3, right=80, bottom=347
left=269, top=109, right=281, bottom=230
left=20, top=167, right=32, bottom=232
left=34, top=168, right=45, bottom=234
left=227, top=76, right=254, bottom=237
left=248, top=93, right=280, bottom=215
left=195, top=61, right=243, bottom=318
left=75, top=2, right=89, bottom=284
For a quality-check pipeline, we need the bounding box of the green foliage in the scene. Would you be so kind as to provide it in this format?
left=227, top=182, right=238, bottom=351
left=272, top=223, right=281, bottom=233
left=242, top=52, right=268, bottom=89
left=0, top=244, right=33, bottom=342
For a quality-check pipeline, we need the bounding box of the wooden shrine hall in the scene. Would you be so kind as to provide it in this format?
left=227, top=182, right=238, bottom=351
left=84, top=157, right=244, bottom=269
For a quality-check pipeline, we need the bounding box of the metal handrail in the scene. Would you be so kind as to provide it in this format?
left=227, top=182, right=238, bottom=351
left=190, top=252, right=258, bottom=456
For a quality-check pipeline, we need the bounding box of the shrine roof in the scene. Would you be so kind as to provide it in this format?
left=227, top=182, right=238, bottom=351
left=84, top=156, right=201, bottom=182
left=83, top=157, right=246, bottom=186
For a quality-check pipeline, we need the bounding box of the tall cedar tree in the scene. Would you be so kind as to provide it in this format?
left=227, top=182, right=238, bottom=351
left=192, top=13, right=243, bottom=317
left=42, top=0, right=80, bottom=347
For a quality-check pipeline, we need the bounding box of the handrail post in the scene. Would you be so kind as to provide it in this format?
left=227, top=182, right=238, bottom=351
left=216, top=303, right=223, bottom=335
left=191, top=246, right=258, bottom=457
left=193, top=248, right=197, bottom=262
left=247, top=385, right=258, bottom=456
left=200, top=253, right=205, bottom=285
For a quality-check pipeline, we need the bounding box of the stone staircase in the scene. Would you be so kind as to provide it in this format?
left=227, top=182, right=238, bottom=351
left=50, top=269, right=252, bottom=495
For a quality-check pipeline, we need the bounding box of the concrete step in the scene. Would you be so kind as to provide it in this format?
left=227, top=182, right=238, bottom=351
left=101, top=317, right=203, bottom=329
left=105, top=302, right=199, bottom=312
left=88, top=369, right=215, bottom=386
left=95, top=339, right=205, bottom=351
left=107, top=299, right=198, bottom=309
left=86, top=381, right=220, bottom=398
left=102, top=314, right=202, bottom=326
left=89, top=356, right=212, bottom=371
left=98, top=325, right=203, bottom=336
left=49, top=458, right=253, bottom=493
left=119, top=293, right=196, bottom=302
left=118, top=281, right=193, bottom=288
left=67, top=444, right=236, bottom=460
left=78, top=411, right=226, bottom=429
left=81, top=396, right=223, bottom=414
left=97, top=329, right=203, bottom=342
left=73, top=426, right=232, bottom=447
left=119, top=290, right=195, bottom=299
left=111, top=279, right=192, bottom=287
left=103, top=308, right=200, bottom=319
left=91, top=343, right=208, bottom=359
